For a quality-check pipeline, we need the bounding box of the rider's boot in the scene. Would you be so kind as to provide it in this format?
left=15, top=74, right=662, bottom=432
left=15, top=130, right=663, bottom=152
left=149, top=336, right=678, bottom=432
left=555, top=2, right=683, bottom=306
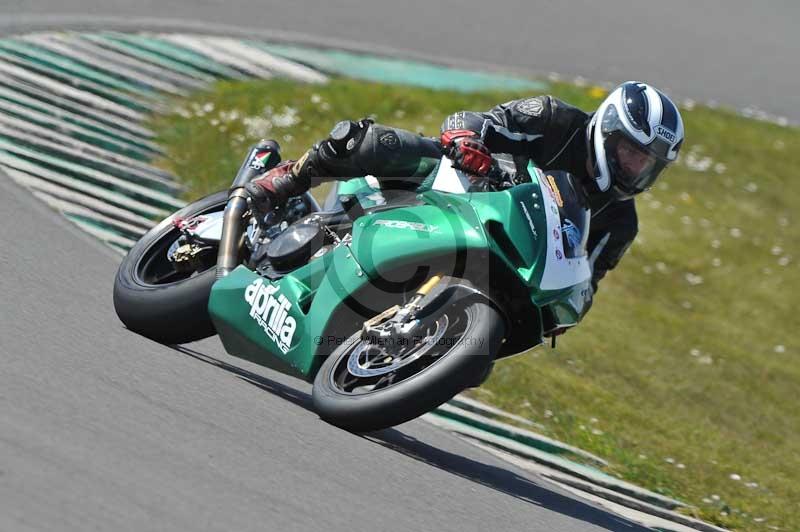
left=245, top=119, right=374, bottom=213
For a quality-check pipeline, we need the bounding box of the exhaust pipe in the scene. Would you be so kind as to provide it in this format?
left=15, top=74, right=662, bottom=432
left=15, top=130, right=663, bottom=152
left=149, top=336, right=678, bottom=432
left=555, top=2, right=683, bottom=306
left=216, top=188, right=249, bottom=279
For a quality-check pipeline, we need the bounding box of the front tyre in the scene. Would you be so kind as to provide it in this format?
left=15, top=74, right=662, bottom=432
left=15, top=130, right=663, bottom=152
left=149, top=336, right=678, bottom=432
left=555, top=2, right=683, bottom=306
left=312, top=300, right=504, bottom=432
left=113, top=190, right=229, bottom=344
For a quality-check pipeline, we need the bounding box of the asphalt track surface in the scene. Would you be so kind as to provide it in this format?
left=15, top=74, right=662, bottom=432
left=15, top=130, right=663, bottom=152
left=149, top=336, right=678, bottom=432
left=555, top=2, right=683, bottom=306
left=2, top=3, right=793, bottom=531
left=1, top=1, right=799, bottom=122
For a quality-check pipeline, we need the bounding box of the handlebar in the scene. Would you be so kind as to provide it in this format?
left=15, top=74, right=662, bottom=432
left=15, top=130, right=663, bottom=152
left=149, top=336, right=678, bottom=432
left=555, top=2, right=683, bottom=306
left=486, top=163, right=516, bottom=187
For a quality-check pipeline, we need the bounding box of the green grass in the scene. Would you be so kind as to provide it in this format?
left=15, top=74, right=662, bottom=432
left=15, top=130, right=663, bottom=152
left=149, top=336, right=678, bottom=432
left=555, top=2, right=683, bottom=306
left=148, top=78, right=799, bottom=531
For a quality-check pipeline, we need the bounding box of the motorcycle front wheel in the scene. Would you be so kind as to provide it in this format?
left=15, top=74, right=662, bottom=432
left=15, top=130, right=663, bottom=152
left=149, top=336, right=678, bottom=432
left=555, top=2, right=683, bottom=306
left=312, top=299, right=505, bottom=432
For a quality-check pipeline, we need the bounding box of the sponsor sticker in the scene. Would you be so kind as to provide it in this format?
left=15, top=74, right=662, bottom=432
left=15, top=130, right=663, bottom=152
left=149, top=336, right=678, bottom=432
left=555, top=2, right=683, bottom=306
left=248, top=149, right=273, bottom=171
left=555, top=249, right=563, bottom=260
left=545, top=174, right=564, bottom=207
left=562, top=218, right=582, bottom=249
left=374, top=219, right=439, bottom=233
left=244, top=279, right=297, bottom=354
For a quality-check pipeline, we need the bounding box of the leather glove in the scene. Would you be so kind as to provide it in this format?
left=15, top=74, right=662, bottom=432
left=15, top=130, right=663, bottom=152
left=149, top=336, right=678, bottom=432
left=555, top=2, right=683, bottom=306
left=440, top=129, right=492, bottom=176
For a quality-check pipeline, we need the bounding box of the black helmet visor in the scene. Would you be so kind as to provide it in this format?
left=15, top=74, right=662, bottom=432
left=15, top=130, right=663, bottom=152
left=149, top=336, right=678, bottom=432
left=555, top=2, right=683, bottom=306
left=601, top=105, right=670, bottom=195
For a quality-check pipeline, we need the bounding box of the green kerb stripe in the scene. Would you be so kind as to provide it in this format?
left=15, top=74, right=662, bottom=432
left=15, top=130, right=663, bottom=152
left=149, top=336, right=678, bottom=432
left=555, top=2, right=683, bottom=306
left=0, top=156, right=170, bottom=219
left=0, top=138, right=184, bottom=211
left=255, top=43, right=545, bottom=92
left=0, top=39, right=156, bottom=96
left=80, top=34, right=219, bottom=82
left=0, top=97, right=157, bottom=161
left=98, top=32, right=244, bottom=79
left=0, top=75, right=151, bottom=138
left=0, top=50, right=151, bottom=112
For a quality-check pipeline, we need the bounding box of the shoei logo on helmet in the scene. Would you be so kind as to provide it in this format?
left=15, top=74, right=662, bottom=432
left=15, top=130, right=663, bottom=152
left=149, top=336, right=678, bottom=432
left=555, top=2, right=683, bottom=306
left=655, top=126, right=676, bottom=143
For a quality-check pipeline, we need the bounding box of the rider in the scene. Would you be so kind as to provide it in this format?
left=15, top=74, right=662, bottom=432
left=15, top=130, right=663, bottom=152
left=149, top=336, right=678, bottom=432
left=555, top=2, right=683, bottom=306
left=245, top=81, right=684, bottom=295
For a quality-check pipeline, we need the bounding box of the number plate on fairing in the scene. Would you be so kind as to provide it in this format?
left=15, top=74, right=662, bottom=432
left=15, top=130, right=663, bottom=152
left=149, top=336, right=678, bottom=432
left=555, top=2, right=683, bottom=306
left=531, top=165, right=591, bottom=291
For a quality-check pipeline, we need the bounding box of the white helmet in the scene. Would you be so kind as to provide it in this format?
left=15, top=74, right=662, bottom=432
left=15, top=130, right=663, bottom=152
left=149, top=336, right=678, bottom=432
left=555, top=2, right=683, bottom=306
left=588, top=81, right=684, bottom=199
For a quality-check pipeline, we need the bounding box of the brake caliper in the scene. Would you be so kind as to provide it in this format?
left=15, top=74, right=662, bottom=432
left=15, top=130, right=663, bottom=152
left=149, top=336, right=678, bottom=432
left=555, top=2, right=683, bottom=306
left=360, top=275, right=443, bottom=344
left=168, top=216, right=213, bottom=272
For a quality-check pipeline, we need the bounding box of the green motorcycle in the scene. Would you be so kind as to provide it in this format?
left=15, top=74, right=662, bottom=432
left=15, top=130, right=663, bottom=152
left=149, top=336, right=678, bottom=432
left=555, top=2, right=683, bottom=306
left=114, top=145, right=592, bottom=432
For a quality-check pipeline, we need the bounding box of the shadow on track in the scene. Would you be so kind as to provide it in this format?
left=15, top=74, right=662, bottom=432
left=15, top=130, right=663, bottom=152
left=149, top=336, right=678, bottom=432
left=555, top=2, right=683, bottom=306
left=172, top=344, right=314, bottom=410
left=170, top=344, right=645, bottom=531
left=363, top=430, right=646, bottom=531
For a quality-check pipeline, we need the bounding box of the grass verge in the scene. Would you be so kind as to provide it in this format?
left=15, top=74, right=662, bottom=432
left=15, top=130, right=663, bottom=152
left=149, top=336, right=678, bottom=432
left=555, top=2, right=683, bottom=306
left=148, top=77, right=799, bottom=531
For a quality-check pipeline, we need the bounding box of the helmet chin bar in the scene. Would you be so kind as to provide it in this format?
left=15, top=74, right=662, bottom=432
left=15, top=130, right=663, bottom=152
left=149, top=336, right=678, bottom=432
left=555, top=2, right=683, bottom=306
left=610, top=182, right=636, bottom=201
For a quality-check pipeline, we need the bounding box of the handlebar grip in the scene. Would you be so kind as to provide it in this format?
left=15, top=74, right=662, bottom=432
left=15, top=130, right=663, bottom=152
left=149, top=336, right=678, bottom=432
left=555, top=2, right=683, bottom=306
left=486, top=164, right=517, bottom=187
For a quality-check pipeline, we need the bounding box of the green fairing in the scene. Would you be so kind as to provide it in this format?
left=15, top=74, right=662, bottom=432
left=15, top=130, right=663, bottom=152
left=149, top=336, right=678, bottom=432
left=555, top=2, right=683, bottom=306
left=470, top=168, right=586, bottom=308
left=335, top=156, right=439, bottom=202
left=351, top=194, right=486, bottom=278
left=209, top=245, right=365, bottom=381
left=209, top=161, right=589, bottom=381
left=467, top=185, right=544, bottom=283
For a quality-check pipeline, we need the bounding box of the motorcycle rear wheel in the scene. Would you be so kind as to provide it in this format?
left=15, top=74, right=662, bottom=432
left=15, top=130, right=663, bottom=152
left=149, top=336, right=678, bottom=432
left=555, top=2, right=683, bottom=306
left=113, top=190, right=228, bottom=344
left=312, top=299, right=504, bottom=432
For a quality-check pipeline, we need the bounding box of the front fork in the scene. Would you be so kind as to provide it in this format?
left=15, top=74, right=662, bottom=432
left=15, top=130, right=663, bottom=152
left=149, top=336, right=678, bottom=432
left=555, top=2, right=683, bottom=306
left=360, top=274, right=443, bottom=343
left=216, top=140, right=281, bottom=278
left=361, top=275, right=504, bottom=345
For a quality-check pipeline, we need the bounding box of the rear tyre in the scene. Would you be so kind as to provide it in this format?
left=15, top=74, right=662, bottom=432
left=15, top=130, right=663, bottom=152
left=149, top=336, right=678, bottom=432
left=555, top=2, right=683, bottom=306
left=312, top=299, right=504, bottom=432
left=113, top=191, right=228, bottom=344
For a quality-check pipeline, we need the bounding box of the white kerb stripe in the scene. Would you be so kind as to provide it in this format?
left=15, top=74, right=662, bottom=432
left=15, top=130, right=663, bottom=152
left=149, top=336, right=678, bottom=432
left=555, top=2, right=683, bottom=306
left=0, top=58, right=143, bottom=121
left=2, top=165, right=154, bottom=229
left=203, top=37, right=328, bottom=84
left=32, top=189, right=147, bottom=238
left=0, top=157, right=170, bottom=218
left=159, top=34, right=274, bottom=78
left=19, top=34, right=185, bottom=95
